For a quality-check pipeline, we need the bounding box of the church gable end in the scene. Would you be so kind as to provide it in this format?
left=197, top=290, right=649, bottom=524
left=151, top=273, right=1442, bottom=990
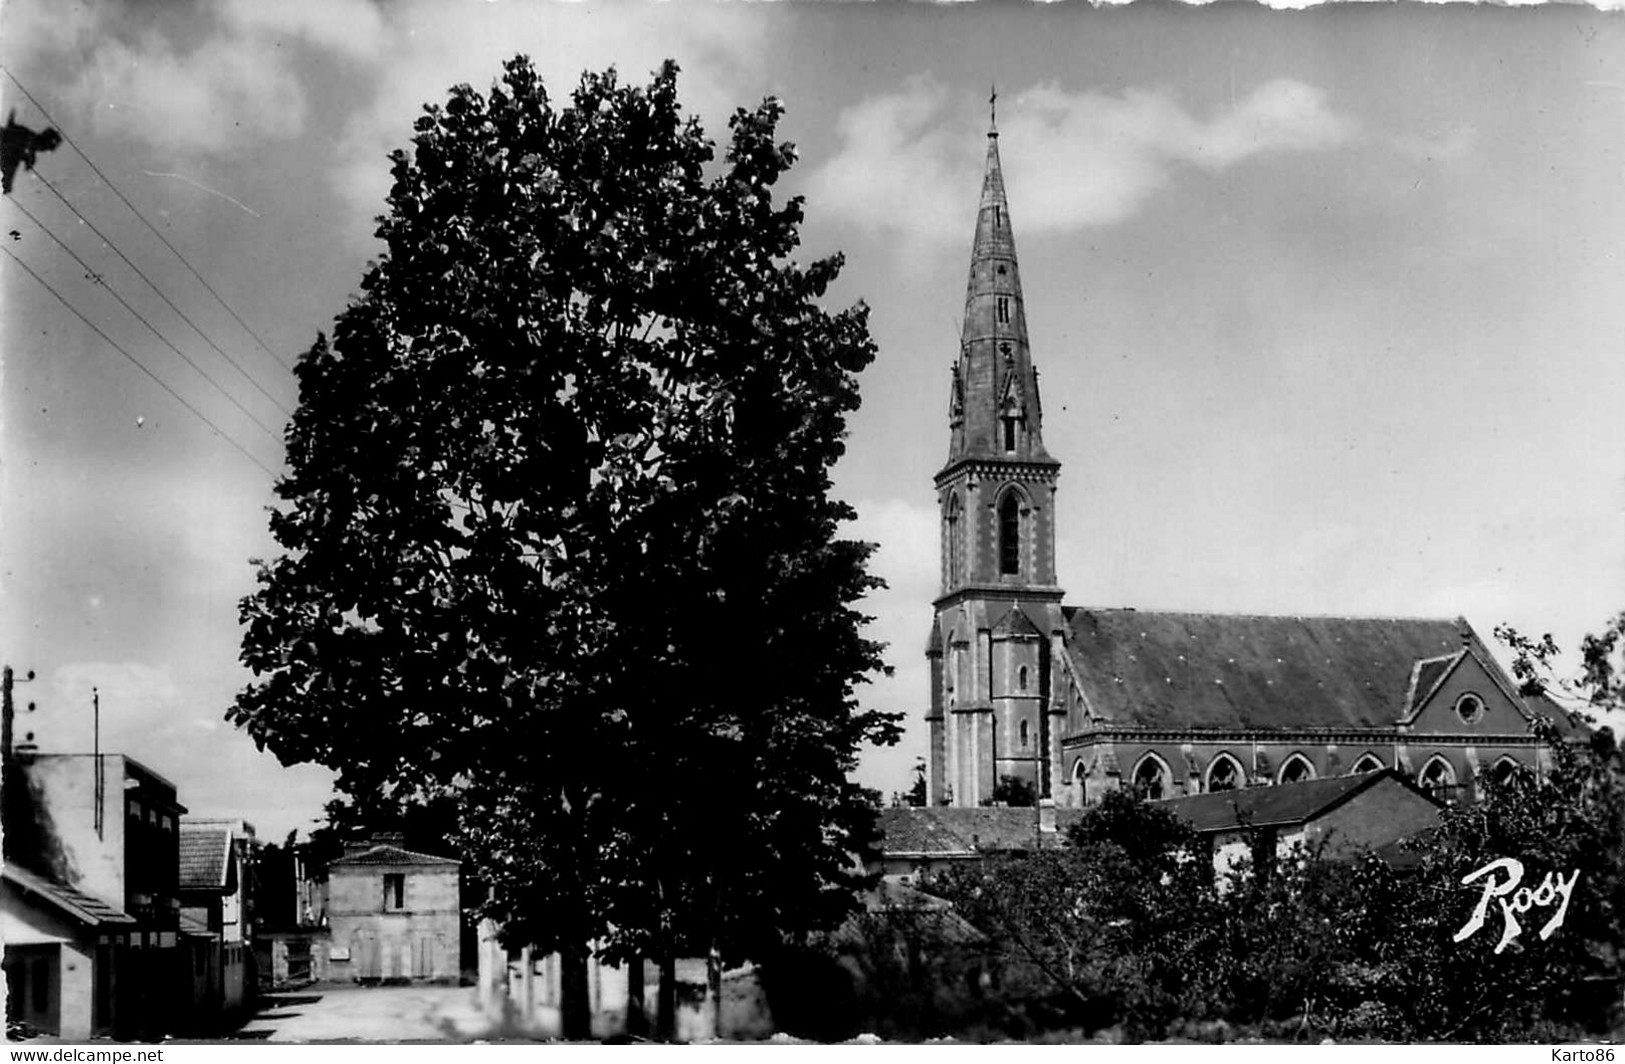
left=1403, top=649, right=1532, bottom=736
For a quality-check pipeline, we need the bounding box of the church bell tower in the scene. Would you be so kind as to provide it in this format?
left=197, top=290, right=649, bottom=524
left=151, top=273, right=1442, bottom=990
left=926, top=104, right=1067, bottom=808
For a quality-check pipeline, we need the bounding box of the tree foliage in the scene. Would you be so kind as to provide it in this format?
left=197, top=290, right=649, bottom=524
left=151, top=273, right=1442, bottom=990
left=932, top=665, right=1624, bottom=1041
left=230, top=56, right=898, bottom=1024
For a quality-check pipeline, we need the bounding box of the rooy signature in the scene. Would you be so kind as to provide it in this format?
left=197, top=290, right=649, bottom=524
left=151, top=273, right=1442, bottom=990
left=1452, top=857, right=1580, bottom=954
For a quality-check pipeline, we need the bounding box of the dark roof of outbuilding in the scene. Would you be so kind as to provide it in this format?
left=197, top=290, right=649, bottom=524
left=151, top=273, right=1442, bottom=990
left=877, top=806, right=1083, bottom=857
left=1063, top=609, right=1477, bottom=730
left=1153, top=769, right=1437, bottom=833
left=178, top=827, right=233, bottom=891
left=2, top=865, right=136, bottom=927
left=830, top=881, right=986, bottom=949
left=328, top=844, right=459, bottom=868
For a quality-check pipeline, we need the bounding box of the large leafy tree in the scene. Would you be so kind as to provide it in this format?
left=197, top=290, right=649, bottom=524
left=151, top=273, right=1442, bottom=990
left=230, top=57, right=897, bottom=1037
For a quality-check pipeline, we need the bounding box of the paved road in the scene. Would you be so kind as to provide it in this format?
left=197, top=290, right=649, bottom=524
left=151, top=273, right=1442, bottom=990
left=237, top=985, right=497, bottom=1042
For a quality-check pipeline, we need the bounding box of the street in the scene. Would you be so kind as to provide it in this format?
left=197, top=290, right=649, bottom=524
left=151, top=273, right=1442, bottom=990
left=236, top=985, right=497, bottom=1042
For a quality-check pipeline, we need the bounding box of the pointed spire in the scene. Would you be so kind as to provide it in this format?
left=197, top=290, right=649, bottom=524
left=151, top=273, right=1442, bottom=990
left=946, top=108, right=1050, bottom=465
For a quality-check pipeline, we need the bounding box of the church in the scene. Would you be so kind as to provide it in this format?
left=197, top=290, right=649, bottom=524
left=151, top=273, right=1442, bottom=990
left=924, top=116, right=1580, bottom=811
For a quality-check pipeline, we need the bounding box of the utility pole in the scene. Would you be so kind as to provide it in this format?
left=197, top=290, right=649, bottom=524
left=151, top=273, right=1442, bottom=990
left=93, top=686, right=104, bottom=839
left=2, top=664, right=36, bottom=761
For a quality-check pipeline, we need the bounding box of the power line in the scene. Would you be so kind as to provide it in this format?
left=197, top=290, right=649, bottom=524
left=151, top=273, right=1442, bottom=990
left=2, top=247, right=280, bottom=479
left=7, top=196, right=285, bottom=441
left=1, top=66, right=295, bottom=372
left=32, top=172, right=293, bottom=417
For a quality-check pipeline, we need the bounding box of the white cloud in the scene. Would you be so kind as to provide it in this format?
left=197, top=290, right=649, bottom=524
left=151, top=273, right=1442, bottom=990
left=220, top=0, right=388, bottom=60
left=325, top=0, right=773, bottom=230
left=808, top=76, right=1357, bottom=245
left=70, top=30, right=308, bottom=156
left=7, top=0, right=387, bottom=158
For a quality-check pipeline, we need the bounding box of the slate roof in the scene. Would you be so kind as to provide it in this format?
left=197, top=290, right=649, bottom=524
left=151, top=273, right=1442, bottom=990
left=1152, top=769, right=1437, bottom=833
left=877, top=806, right=1083, bottom=857
left=328, top=844, right=459, bottom=868
left=2, top=865, right=136, bottom=927
left=1063, top=609, right=1481, bottom=730
left=179, top=827, right=233, bottom=891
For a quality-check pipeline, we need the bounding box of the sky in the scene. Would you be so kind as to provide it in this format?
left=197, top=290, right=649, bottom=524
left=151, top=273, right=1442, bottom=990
left=2, top=0, right=1623, bottom=841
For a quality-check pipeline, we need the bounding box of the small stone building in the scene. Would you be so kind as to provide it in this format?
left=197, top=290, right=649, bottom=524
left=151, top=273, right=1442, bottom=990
left=1155, top=768, right=1443, bottom=880
left=325, top=841, right=459, bottom=984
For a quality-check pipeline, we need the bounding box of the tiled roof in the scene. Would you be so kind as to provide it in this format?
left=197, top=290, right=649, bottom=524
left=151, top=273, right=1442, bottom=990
left=1064, top=609, right=1476, bottom=731
left=179, top=827, right=232, bottom=890
left=877, top=806, right=1083, bottom=857
left=2, top=865, right=136, bottom=927
left=1152, top=770, right=1435, bottom=833
left=328, top=844, right=459, bottom=868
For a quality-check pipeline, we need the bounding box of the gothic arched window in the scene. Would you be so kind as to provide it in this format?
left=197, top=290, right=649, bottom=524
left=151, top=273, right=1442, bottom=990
left=1132, top=754, right=1169, bottom=800
left=1349, top=753, right=1384, bottom=775
left=1489, top=756, right=1524, bottom=790
left=1206, top=754, right=1243, bottom=792
left=1018, top=665, right=1028, bottom=691
left=1019, top=720, right=1030, bottom=748
left=998, top=492, right=1021, bottom=576
left=1278, top=754, right=1315, bottom=785
left=945, top=494, right=963, bottom=586
left=1418, top=755, right=1456, bottom=799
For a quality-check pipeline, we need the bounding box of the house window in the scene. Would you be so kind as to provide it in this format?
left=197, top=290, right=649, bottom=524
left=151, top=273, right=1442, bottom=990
left=1207, top=755, right=1242, bottom=792
left=998, top=493, right=1020, bottom=575
left=384, top=873, right=405, bottom=911
left=1455, top=693, right=1485, bottom=725
left=1132, top=755, right=1168, bottom=800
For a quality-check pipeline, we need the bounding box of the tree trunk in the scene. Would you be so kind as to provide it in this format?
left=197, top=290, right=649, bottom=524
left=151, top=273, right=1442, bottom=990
left=706, top=940, right=723, bottom=1041
left=560, top=941, right=592, bottom=1040
left=656, top=951, right=677, bottom=1041
left=626, top=953, right=646, bottom=1037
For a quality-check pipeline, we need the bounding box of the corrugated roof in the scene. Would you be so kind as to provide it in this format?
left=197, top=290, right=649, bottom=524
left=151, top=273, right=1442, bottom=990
left=328, top=844, right=459, bottom=868
left=877, top=806, right=1083, bottom=857
left=1063, top=609, right=1473, bottom=730
left=3, top=865, right=136, bottom=927
left=179, top=827, right=232, bottom=890
left=1152, top=770, right=1435, bottom=833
